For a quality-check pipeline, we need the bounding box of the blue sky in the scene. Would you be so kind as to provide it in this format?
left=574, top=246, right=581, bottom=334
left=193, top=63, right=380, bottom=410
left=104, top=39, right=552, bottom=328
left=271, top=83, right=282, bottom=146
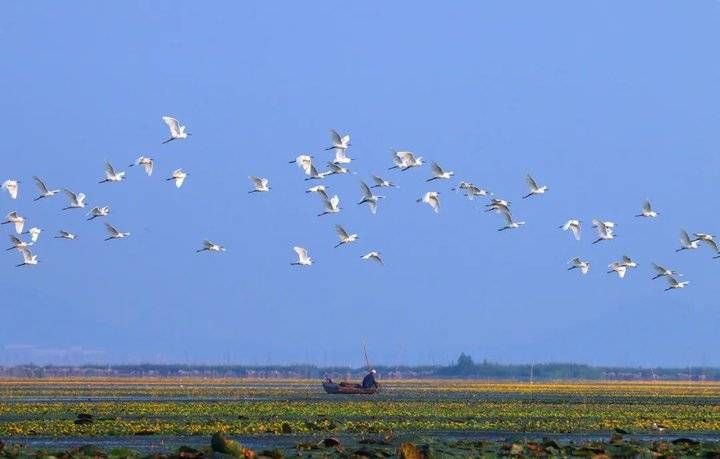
left=1, top=1, right=719, bottom=367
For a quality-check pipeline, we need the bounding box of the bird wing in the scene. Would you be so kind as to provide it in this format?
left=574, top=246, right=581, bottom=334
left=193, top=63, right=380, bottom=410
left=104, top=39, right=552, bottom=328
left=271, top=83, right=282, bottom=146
left=431, top=162, right=443, bottom=176
left=616, top=266, right=627, bottom=278
left=328, top=162, right=342, bottom=173
left=293, top=246, right=308, bottom=260
left=501, top=209, right=513, bottom=225
left=33, top=176, right=49, bottom=194
left=143, top=159, right=154, bottom=176
left=702, top=238, right=720, bottom=253
left=19, top=247, right=33, bottom=263
left=77, top=193, right=86, bottom=203
left=372, top=175, right=384, bottom=186
left=580, top=264, right=589, bottom=274
left=666, top=276, right=679, bottom=287
left=680, top=230, right=691, bottom=246
left=329, top=129, right=342, bottom=146
left=250, top=176, right=262, bottom=187
left=63, top=189, right=78, bottom=202
left=428, top=194, right=440, bottom=212
left=163, top=116, right=181, bottom=136
left=359, top=181, right=372, bottom=198
left=105, top=161, right=117, bottom=177
left=9, top=235, right=21, bottom=245
left=334, top=149, right=349, bottom=163
left=643, top=200, right=652, bottom=212
left=340, top=134, right=350, bottom=146
left=569, top=257, right=581, bottom=265
left=622, top=255, right=632, bottom=264
left=330, top=195, right=340, bottom=209
left=105, top=223, right=120, bottom=236
left=369, top=201, right=377, bottom=215
left=570, top=224, right=581, bottom=240
left=526, top=175, right=539, bottom=191
left=335, top=225, right=349, bottom=239
left=652, top=263, right=666, bottom=274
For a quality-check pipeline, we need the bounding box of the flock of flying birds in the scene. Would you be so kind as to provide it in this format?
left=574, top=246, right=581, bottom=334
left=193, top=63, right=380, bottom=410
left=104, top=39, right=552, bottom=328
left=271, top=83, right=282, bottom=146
left=2, top=118, right=718, bottom=291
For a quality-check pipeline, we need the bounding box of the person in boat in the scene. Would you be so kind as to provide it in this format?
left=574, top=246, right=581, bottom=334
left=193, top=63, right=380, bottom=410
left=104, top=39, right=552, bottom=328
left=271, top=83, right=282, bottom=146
left=361, top=369, right=378, bottom=389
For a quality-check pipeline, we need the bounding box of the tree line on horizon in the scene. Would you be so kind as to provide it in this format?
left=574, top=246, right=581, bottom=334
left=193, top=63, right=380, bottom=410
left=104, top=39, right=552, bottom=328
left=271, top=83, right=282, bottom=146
left=1, top=354, right=717, bottom=380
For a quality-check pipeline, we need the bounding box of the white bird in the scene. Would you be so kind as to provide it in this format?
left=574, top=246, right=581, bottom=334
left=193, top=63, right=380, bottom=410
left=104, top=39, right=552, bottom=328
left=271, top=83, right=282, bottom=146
left=306, top=185, right=329, bottom=200
left=104, top=223, right=130, bottom=241
left=665, top=276, right=690, bottom=291
left=32, top=176, right=60, bottom=201
left=417, top=191, right=440, bottom=213
left=676, top=230, right=701, bottom=252
left=197, top=240, right=226, bottom=253
left=289, top=154, right=314, bottom=175
left=560, top=219, right=582, bottom=241
left=6, top=235, right=32, bottom=252
left=485, top=198, right=511, bottom=214
left=318, top=195, right=341, bottom=216
left=497, top=209, right=525, bottom=231
left=332, top=148, right=353, bottom=165
left=452, top=182, right=490, bottom=200
left=523, top=174, right=549, bottom=199
left=699, top=237, right=719, bottom=255
left=358, top=181, right=384, bottom=215
left=361, top=251, right=383, bottom=265
left=568, top=257, right=590, bottom=274
left=22, top=227, right=42, bottom=243
left=162, top=116, right=190, bottom=143
left=371, top=175, right=397, bottom=189
left=592, top=219, right=616, bottom=244
left=304, top=164, right=332, bottom=181
left=636, top=200, right=659, bottom=218
left=15, top=247, right=38, bottom=267
left=166, top=169, right=188, bottom=188
left=327, top=162, right=352, bottom=175
left=2, top=180, right=19, bottom=200
left=652, top=263, right=681, bottom=280
left=334, top=224, right=359, bottom=248
left=129, top=156, right=154, bottom=176
left=54, top=230, right=77, bottom=240
left=389, top=150, right=423, bottom=171
left=291, top=246, right=313, bottom=266
left=2, top=211, right=26, bottom=234
left=248, top=176, right=271, bottom=193
left=607, top=262, right=628, bottom=279
left=62, top=189, right=87, bottom=210
left=87, top=206, right=110, bottom=220
left=694, top=232, right=715, bottom=242
left=99, top=161, right=126, bottom=183
left=621, top=255, right=638, bottom=269
left=426, top=162, right=454, bottom=181
left=693, top=233, right=719, bottom=255
left=326, top=129, right=351, bottom=155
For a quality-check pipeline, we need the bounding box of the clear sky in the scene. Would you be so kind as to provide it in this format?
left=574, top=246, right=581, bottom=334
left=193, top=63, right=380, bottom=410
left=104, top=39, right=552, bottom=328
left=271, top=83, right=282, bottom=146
left=1, top=1, right=719, bottom=367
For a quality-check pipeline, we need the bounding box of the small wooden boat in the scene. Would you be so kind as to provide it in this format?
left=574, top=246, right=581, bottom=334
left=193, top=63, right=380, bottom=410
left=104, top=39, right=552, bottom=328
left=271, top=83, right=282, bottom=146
left=322, top=381, right=379, bottom=395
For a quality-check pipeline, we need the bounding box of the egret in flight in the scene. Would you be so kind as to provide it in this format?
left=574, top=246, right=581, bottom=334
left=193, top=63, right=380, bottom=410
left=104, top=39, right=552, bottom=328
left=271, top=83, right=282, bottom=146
left=2, top=180, right=19, bottom=200
left=417, top=191, right=440, bottom=213
left=129, top=156, right=154, bottom=176
left=2, top=211, right=25, bottom=234
left=32, top=176, right=60, bottom=201
left=361, top=251, right=384, bottom=265
left=99, top=162, right=126, bottom=183
left=62, top=189, right=87, bottom=210
left=636, top=200, right=659, bottom=218
left=291, top=246, right=313, bottom=266
left=523, top=174, right=549, bottom=199
left=568, top=257, right=590, bottom=274
left=197, top=240, right=226, bottom=253
left=334, top=225, right=359, bottom=248
left=162, top=116, right=190, bottom=143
